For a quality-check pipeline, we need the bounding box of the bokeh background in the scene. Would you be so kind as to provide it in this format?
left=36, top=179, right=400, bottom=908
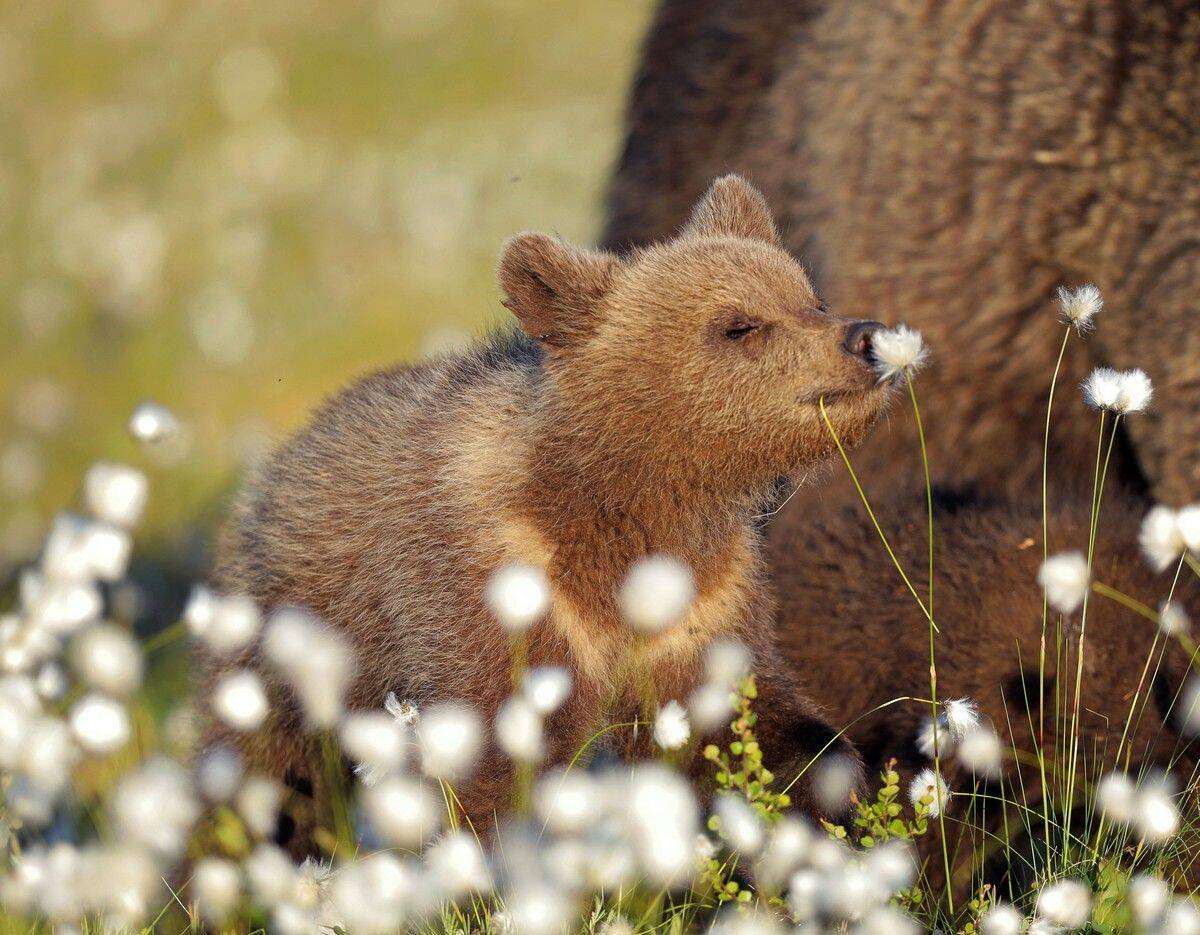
left=0, top=0, right=653, bottom=584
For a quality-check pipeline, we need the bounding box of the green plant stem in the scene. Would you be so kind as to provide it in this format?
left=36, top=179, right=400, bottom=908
left=818, top=397, right=936, bottom=632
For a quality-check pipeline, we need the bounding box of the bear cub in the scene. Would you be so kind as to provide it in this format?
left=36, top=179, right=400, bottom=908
left=209, top=175, right=898, bottom=842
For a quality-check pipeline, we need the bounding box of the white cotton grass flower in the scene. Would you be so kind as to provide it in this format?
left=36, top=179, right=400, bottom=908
left=1082, top=367, right=1122, bottom=411
left=522, top=666, right=571, bottom=714
left=618, top=555, right=696, bottom=633
left=340, top=710, right=406, bottom=779
left=714, top=792, right=765, bottom=855
left=1116, top=368, right=1153, bottom=414
left=384, top=691, right=419, bottom=725
left=328, top=852, right=413, bottom=935
left=754, top=817, right=813, bottom=891
left=424, top=831, right=492, bottom=898
left=1159, top=601, right=1190, bottom=637
left=417, top=702, right=482, bottom=779
left=1140, top=505, right=1187, bottom=572
left=1180, top=677, right=1200, bottom=735
left=917, top=717, right=950, bottom=759
left=185, top=587, right=260, bottom=654
left=811, top=754, right=858, bottom=815
left=485, top=564, right=550, bottom=633
left=1163, top=899, right=1200, bottom=934
left=41, top=514, right=132, bottom=584
left=909, top=768, right=950, bottom=818
left=69, top=623, right=143, bottom=696
left=1096, top=772, right=1138, bottom=824
left=34, top=662, right=67, bottom=701
left=534, top=767, right=599, bottom=834
left=84, top=463, right=148, bottom=528
left=1177, top=503, right=1200, bottom=552
left=361, top=776, right=440, bottom=848
left=1056, top=283, right=1103, bottom=333
left=980, top=903, right=1024, bottom=935
left=1036, top=878, right=1092, bottom=928
left=263, top=608, right=353, bottom=728
left=495, top=695, right=544, bottom=762
left=192, top=857, right=243, bottom=926
left=956, top=727, right=1004, bottom=778
left=503, top=881, right=574, bottom=935
left=1129, top=874, right=1170, bottom=929
left=128, top=400, right=179, bottom=444
left=196, top=745, right=243, bottom=802
left=212, top=670, right=269, bottom=731
left=943, top=698, right=981, bottom=738
left=236, top=776, right=283, bottom=839
left=704, top=639, right=751, bottom=687
left=69, top=693, right=131, bottom=755
left=110, top=758, right=200, bottom=859
left=1135, top=774, right=1180, bottom=845
left=244, top=843, right=297, bottom=907
left=1038, top=551, right=1090, bottom=614
left=688, top=682, right=736, bottom=733
left=653, top=700, right=691, bottom=750
left=624, top=763, right=701, bottom=887
left=870, top=324, right=929, bottom=382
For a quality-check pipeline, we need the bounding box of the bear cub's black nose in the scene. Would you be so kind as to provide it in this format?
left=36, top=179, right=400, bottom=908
left=842, top=320, right=885, bottom=360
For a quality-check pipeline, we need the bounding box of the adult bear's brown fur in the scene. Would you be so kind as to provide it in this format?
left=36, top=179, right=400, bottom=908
left=603, top=0, right=1200, bottom=505
left=208, top=176, right=897, bottom=848
left=769, top=490, right=1199, bottom=884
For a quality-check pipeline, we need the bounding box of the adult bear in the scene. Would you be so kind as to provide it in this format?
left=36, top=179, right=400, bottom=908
left=602, top=0, right=1200, bottom=504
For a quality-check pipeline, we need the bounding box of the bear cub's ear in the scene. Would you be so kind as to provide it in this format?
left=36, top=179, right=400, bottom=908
left=684, top=174, right=779, bottom=245
left=499, top=233, right=621, bottom=348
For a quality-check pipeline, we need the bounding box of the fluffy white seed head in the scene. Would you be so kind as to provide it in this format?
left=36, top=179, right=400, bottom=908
left=384, top=691, right=419, bottom=725
left=714, top=793, right=765, bottom=855
left=909, top=768, right=950, bottom=818
left=1056, top=284, right=1103, bottom=333
left=236, top=776, right=283, bottom=839
left=244, top=843, right=297, bottom=908
left=1096, top=772, right=1138, bottom=824
left=193, top=858, right=243, bottom=925
left=361, top=776, right=440, bottom=849
left=1082, top=367, right=1122, bottom=411
left=1163, top=899, right=1200, bottom=935
left=128, top=401, right=179, bottom=444
left=956, top=727, right=1004, bottom=778
left=522, top=666, right=571, bottom=714
left=1135, top=775, right=1179, bottom=845
left=704, top=639, right=751, bottom=687
left=212, top=670, right=269, bottom=732
left=652, top=700, right=691, bottom=751
left=1116, top=368, right=1153, bottom=414
left=1159, top=601, right=1190, bottom=637
left=1036, top=879, right=1091, bottom=928
left=328, top=852, right=412, bottom=935
left=811, top=755, right=858, bottom=816
left=871, top=324, right=929, bottom=382
left=185, top=589, right=260, bottom=654
left=1180, top=677, right=1200, bottom=735
left=495, top=695, right=544, bottom=762
left=70, top=623, right=143, bottom=696
left=943, top=698, right=981, bottom=739
left=425, top=831, right=492, bottom=898
left=110, top=758, right=200, bottom=859
left=196, top=745, right=243, bottom=802
left=917, top=717, right=951, bottom=759
left=618, top=555, right=696, bottom=634
left=1178, top=504, right=1200, bottom=551
left=624, top=764, right=701, bottom=887
left=263, top=608, right=353, bottom=728
left=84, top=463, right=148, bottom=528
left=754, top=817, right=813, bottom=892
left=340, top=710, right=406, bottom=779
left=417, top=702, right=482, bottom=780
left=485, top=565, right=550, bottom=633
left=980, top=903, right=1024, bottom=935
left=1129, top=874, right=1169, bottom=929
left=1038, top=552, right=1090, bottom=614
left=69, top=693, right=130, bottom=755
left=1140, top=506, right=1186, bottom=572
left=41, top=514, right=131, bottom=584
left=533, top=767, right=599, bottom=835
left=688, top=683, right=736, bottom=733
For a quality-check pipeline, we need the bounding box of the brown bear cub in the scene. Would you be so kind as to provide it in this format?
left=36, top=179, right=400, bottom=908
left=210, top=175, right=897, bottom=843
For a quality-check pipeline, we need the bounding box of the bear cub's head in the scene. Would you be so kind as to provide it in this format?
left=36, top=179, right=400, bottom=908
left=500, top=175, right=896, bottom=491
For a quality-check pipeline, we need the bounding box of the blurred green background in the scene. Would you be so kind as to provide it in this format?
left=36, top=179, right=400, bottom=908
left=0, top=0, right=654, bottom=578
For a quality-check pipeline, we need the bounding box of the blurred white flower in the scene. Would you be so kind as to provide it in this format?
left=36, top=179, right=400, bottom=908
left=533, top=767, right=598, bottom=835
left=185, top=587, right=261, bottom=654
left=1129, top=874, right=1169, bottom=929
left=341, top=710, right=406, bottom=780
left=1116, top=369, right=1153, bottom=414
left=956, top=727, right=1004, bottom=778
left=213, top=670, right=270, bottom=731
left=624, top=764, right=701, bottom=887
left=1135, top=774, right=1179, bottom=845
left=1159, top=601, right=1190, bottom=637
left=980, top=903, right=1024, bottom=935
left=361, top=776, right=440, bottom=849
left=34, top=662, right=67, bottom=701
left=1177, top=503, right=1200, bottom=552
left=495, top=695, right=544, bottom=762
left=688, top=682, right=735, bottom=733
left=193, top=857, right=243, bottom=925
left=84, top=462, right=148, bottom=528
left=653, top=700, right=690, bottom=750
left=618, top=555, right=695, bottom=634
left=245, top=844, right=298, bottom=908
left=1036, top=879, right=1091, bottom=928
left=522, top=666, right=571, bottom=714
left=1096, top=772, right=1138, bottom=824
left=42, top=514, right=131, bottom=583
left=1180, top=677, right=1200, bottom=735
left=942, top=698, right=981, bottom=738
left=812, top=754, right=858, bottom=815
left=909, top=768, right=950, bottom=818
left=1141, top=506, right=1187, bottom=572
left=787, top=867, right=821, bottom=922
left=196, top=745, right=243, bottom=802
left=70, top=623, right=143, bottom=696
left=705, top=639, right=751, bottom=687
left=755, top=816, right=812, bottom=891
left=871, top=324, right=928, bottom=382
left=485, top=565, right=550, bottom=633
left=1056, top=284, right=1102, bottom=333
left=1082, top=367, right=1122, bottom=410
left=128, top=401, right=179, bottom=445
left=328, top=852, right=412, bottom=935
left=111, top=758, right=200, bottom=859
left=384, top=691, right=419, bottom=725
left=417, top=702, right=482, bottom=779
left=714, top=793, right=765, bottom=855
left=1163, top=899, right=1200, bottom=934
left=236, top=776, right=283, bottom=839
left=20, top=571, right=102, bottom=635
left=1038, top=552, right=1090, bottom=613
left=69, top=693, right=130, bottom=754
left=425, top=831, right=491, bottom=898
left=503, top=881, right=573, bottom=935
left=917, top=717, right=950, bottom=759
left=263, top=609, right=353, bottom=728
left=19, top=715, right=77, bottom=797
